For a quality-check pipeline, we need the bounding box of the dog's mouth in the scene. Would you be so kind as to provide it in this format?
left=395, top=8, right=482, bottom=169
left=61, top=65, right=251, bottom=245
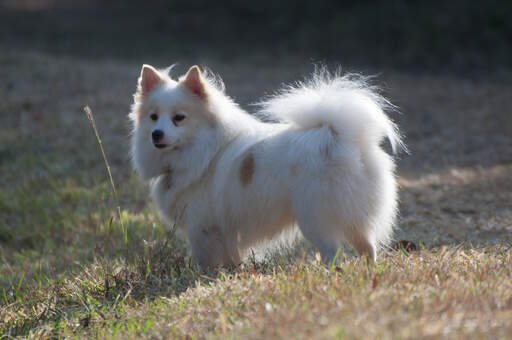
left=154, top=143, right=169, bottom=149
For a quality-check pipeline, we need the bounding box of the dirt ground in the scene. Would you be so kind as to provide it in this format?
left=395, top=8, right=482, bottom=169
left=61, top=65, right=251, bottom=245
left=389, top=74, right=512, bottom=246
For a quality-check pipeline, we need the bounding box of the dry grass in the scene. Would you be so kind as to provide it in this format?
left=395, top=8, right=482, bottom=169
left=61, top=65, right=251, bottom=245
left=2, top=245, right=511, bottom=339
left=1, top=49, right=511, bottom=338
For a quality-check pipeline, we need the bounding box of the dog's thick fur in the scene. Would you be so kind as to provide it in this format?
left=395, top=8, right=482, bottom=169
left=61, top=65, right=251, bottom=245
left=130, top=64, right=402, bottom=268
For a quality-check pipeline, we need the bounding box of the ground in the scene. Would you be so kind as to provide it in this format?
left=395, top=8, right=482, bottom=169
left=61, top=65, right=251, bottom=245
left=0, top=49, right=511, bottom=338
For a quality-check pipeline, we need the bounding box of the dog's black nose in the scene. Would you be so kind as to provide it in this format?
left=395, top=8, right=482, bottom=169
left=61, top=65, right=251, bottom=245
left=152, top=130, right=164, bottom=142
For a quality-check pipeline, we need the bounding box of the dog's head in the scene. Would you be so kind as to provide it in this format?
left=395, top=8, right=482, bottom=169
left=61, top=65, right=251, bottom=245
left=130, top=65, right=217, bottom=180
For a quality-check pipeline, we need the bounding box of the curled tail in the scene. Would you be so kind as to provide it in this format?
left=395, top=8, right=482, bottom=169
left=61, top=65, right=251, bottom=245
left=258, top=68, right=404, bottom=153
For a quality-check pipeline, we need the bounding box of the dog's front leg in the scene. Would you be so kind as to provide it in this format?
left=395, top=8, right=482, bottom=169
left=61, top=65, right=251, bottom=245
left=187, top=225, right=239, bottom=271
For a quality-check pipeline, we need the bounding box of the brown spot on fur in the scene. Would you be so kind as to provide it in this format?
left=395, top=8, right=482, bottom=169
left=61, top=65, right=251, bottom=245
left=239, top=153, right=255, bottom=186
left=163, top=166, right=173, bottom=189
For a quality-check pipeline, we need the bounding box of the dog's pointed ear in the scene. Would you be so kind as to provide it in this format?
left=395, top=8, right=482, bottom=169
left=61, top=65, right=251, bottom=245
left=139, top=64, right=163, bottom=95
left=182, top=65, right=206, bottom=99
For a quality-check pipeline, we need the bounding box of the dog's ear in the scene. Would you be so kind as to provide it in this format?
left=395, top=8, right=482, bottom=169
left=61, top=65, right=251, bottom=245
left=139, top=64, right=163, bottom=95
left=182, top=65, right=206, bottom=99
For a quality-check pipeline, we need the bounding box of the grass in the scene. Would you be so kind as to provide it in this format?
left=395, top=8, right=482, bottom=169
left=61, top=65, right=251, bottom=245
left=1, top=50, right=511, bottom=338
left=2, top=245, right=511, bottom=338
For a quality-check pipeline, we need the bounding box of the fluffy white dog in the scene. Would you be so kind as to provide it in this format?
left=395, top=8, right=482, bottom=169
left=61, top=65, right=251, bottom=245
left=130, top=64, right=402, bottom=268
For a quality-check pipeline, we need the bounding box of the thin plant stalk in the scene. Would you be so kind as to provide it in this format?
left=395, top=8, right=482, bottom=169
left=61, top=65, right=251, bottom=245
left=84, top=106, right=128, bottom=253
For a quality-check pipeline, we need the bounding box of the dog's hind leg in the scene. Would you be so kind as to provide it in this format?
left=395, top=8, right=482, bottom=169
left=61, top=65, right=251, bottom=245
left=345, top=228, right=377, bottom=262
left=296, top=209, right=377, bottom=263
left=293, top=189, right=377, bottom=263
left=293, top=204, right=343, bottom=265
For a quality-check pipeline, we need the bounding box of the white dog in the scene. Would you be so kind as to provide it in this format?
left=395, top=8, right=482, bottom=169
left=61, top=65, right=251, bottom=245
left=130, top=64, right=402, bottom=268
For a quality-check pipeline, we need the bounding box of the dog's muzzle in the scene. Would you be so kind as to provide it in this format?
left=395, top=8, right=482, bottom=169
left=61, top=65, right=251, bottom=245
left=152, top=130, right=167, bottom=149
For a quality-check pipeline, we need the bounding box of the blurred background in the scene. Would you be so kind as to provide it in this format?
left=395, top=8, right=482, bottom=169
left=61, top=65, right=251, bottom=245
left=1, top=0, right=511, bottom=288
left=1, top=0, right=511, bottom=74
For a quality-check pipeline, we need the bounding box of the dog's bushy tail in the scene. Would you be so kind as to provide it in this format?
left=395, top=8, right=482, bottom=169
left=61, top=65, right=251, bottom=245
left=258, top=68, right=403, bottom=153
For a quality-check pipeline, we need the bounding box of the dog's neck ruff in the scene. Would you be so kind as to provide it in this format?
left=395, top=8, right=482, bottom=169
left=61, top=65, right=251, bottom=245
left=162, top=131, right=241, bottom=211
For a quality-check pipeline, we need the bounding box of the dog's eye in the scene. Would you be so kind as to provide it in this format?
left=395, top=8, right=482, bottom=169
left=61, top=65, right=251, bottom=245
left=150, top=113, right=158, bottom=121
left=172, top=114, right=186, bottom=125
